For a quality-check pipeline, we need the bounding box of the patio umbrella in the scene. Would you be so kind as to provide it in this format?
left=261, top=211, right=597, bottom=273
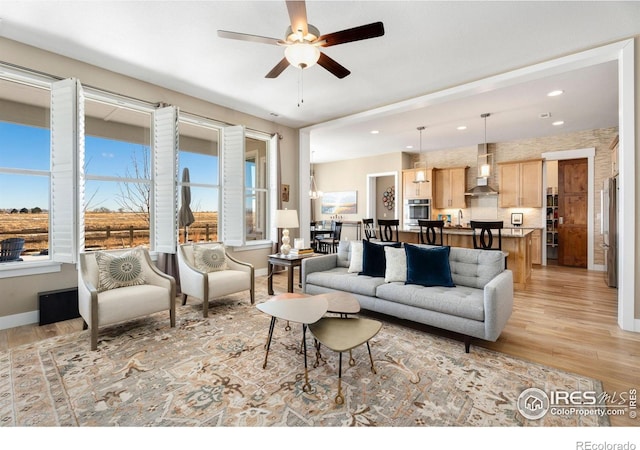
left=179, top=167, right=195, bottom=242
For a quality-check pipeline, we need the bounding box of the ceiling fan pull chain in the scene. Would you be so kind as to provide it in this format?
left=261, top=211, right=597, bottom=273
left=298, top=69, right=304, bottom=107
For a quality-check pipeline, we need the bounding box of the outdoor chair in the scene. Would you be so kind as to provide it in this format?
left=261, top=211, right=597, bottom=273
left=0, top=237, right=25, bottom=262
left=178, top=242, right=255, bottom=317
left=78, top=247, right=176, bottom=350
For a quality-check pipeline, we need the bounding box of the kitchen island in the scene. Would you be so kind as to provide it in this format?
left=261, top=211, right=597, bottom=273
left=398, top=227, right=535, bottom=289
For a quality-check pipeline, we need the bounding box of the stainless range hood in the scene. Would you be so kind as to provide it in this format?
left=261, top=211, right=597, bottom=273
left=465, top=176, right=498, bottom=196
left=465, top=142, right=499, bottom=196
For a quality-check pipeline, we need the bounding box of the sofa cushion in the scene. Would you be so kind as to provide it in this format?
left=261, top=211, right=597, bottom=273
left=360, top=240, right=401, bottom=278
left=448, top=247, right=505, bottom=289
left=384, top=246, right=407, bottom=283
left=306, top=267, right=386, bottom=297
left=405, top=244, right=455, bottom=288
left=375, top=282, right=485, bottom=321
left=336, top=240, right=351, bottom=268
left=347, top=241, right=364, bottom=273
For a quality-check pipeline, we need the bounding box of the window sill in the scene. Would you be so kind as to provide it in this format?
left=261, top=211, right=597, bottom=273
left=230, top=240, right=274, bottom=252
left=0, top=259, right=63, bottom=279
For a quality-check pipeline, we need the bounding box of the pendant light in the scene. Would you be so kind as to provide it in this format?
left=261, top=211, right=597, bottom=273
left=478, top=113, right=492, bottom=177
left=413, top=126, right=429, bottom=183
left=309, top=151, right=323, bottom=199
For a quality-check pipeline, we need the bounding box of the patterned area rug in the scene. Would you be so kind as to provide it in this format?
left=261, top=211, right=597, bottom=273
left=0, top=291, right=608, bottom=427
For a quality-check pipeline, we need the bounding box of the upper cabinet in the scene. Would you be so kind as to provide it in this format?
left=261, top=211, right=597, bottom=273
left=498, top=159, right=543, bottom=208
left=403, top=168, right=432, bottom=199
left=433, top=166, right=468, bottom=209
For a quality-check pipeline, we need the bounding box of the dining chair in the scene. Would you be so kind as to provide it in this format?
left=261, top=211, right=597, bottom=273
left=377, top=219, right=400, bottom=243
left=362, top=218, right=378, bottom=241
left=418, top=219, right=445, bottom=246
left=317, top=221, right=343, bottom=253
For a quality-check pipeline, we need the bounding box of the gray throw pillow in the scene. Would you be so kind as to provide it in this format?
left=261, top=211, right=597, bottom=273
left=193, top=244, right=228, bottom=272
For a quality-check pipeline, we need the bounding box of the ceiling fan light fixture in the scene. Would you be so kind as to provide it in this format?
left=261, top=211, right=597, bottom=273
left=285, top=42, right=320, bottom=69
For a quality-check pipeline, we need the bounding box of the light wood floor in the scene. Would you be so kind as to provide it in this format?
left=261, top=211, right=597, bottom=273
left=1, top=265, right=637, bottom=426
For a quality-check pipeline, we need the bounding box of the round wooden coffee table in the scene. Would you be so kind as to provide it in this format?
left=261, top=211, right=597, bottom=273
left=312, top=291, right=361, bottom=316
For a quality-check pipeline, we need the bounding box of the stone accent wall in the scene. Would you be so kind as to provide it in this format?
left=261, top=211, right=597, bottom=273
left=410, top=126, right=618, bottom=265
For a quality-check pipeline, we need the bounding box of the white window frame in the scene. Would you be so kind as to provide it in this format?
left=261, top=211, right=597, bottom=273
left=0, top=66, right=59, bottom=277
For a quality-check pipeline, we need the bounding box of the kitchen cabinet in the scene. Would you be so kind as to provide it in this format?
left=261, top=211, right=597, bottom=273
left=610, top=134, right=619, bottom=176
left=531, top=228, right=541, bottom=265
left=498, top=159, right=543, bottom=208
left=433, top=166, right=467, bottom=209
left=403, top=168, right=432, bottom=199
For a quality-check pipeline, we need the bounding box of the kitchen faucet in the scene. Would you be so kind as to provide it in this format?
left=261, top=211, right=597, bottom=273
left=457, top=209, right=463, bottom=227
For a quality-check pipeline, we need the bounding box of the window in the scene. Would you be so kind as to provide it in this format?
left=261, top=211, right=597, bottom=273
left=0, top=76, right=52, bottom=262
left=245, top=136, right=268, bottom=242
left=178, top=115, right=220, bottom=243
left=83, top=97, right=153, bottom=250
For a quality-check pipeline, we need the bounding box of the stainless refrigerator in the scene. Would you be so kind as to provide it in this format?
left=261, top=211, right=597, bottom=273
left=602, top=176, right=617, bottom=287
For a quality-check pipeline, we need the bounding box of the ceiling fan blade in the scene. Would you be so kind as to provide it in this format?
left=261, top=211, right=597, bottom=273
left=286, top=0, right=309, bottom=36
left=265, top=58, right=290, bottom=78
left=317, top=52, right=350, bottom=79
left=317, top=21, right=385, bottom=47
left=217, top=30, right=280, bottom=46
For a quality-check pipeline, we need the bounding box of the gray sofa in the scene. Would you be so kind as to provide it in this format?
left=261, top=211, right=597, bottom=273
left=302, top=241, right=514, bottom=352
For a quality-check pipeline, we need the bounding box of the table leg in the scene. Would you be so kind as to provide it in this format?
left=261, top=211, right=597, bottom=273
left=302, top=323, right=312, bottom=393
left=268, top=261, right=274, bottom=295
left=335, top=351, right=344, bottom=405
left=287, top=265, right=294, bottom=293
left=366, top=341, right=376, bottom=374
left=262, top=316, right=276, bottom=369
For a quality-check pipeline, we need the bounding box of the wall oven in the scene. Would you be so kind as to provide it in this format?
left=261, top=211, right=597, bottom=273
left=405, top=198, right=431, bottom=226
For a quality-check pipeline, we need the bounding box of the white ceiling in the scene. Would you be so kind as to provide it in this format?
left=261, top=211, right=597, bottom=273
left=0, top=1, right=639, bottom=162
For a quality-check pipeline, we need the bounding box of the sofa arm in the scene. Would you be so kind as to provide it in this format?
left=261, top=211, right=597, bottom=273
left=482, top=269, right=514, bottom=341
left=301, top=254, right=339, bottom=291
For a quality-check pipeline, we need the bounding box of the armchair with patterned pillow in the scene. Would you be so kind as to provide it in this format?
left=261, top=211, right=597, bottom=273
left=78, top=247, right=176, bottom=350
left=177, top=242, right=255, bottom=317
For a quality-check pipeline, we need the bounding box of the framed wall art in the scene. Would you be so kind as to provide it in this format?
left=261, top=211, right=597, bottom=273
left=321, top=191, right=357, bottom=215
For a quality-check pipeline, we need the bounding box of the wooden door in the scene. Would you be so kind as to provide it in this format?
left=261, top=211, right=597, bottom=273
left=558, top=158, right=588, bottom=267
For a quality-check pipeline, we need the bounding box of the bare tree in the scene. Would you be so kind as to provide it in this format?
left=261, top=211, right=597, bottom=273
left=115, top=146, right=151, bottom=224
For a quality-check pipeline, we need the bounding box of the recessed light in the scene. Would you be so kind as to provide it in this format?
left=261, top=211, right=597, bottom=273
left=406, top=145, right=414, bottom=149
left=547, top=90, right=564, bottom=97
left=370, top=130, right=379, bottom=134
left=552, top=120, right=565, bottom=126
left=457, top=125, right=467, bottom=131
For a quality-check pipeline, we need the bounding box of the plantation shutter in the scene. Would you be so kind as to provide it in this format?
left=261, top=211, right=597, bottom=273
left=269, top=133, right=280, bottom=244
left=50, top=78, right=84, bottom=263
left=220, top=125, right=245, bottom=246
left=152, top=106, right=179, bottom=253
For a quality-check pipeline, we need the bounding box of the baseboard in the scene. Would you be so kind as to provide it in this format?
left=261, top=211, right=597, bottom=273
left=0, top=310, right=38, bottom=331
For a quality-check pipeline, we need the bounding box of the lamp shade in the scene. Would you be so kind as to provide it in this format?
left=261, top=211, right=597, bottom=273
left=275, top=209, right=299, bottom=229
left=285, top=43, right=320, bottom=69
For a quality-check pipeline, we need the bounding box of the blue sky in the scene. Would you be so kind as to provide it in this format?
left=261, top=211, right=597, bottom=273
left=1, top=122, right=221, bottom=212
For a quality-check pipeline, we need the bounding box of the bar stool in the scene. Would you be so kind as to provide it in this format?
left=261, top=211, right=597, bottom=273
left=418, top=219, right=445, bottom=246
left=470, top=220, right=508, bottom=269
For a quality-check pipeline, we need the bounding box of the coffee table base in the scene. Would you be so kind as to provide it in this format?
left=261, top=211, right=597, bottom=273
left=309, top=317, right=382, bottom=404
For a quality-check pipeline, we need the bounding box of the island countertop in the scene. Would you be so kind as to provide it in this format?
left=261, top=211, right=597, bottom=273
left=402, top=226, right=536, bottom=237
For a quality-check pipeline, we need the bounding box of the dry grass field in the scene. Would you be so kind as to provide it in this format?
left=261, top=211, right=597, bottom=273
left=0, top=211, right=218, bottom=253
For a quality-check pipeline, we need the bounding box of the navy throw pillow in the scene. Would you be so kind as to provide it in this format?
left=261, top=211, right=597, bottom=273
left=404, top=244, right=455, bottom=288
left=359, top=240, right=401, bottom=277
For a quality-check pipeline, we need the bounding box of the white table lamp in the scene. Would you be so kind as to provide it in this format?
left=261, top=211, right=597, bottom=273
left=275, top=209, right=299, bottom=255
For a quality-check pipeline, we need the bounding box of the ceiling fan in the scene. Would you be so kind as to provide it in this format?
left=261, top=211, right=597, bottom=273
left=217, top=0, right=385, bottom=79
